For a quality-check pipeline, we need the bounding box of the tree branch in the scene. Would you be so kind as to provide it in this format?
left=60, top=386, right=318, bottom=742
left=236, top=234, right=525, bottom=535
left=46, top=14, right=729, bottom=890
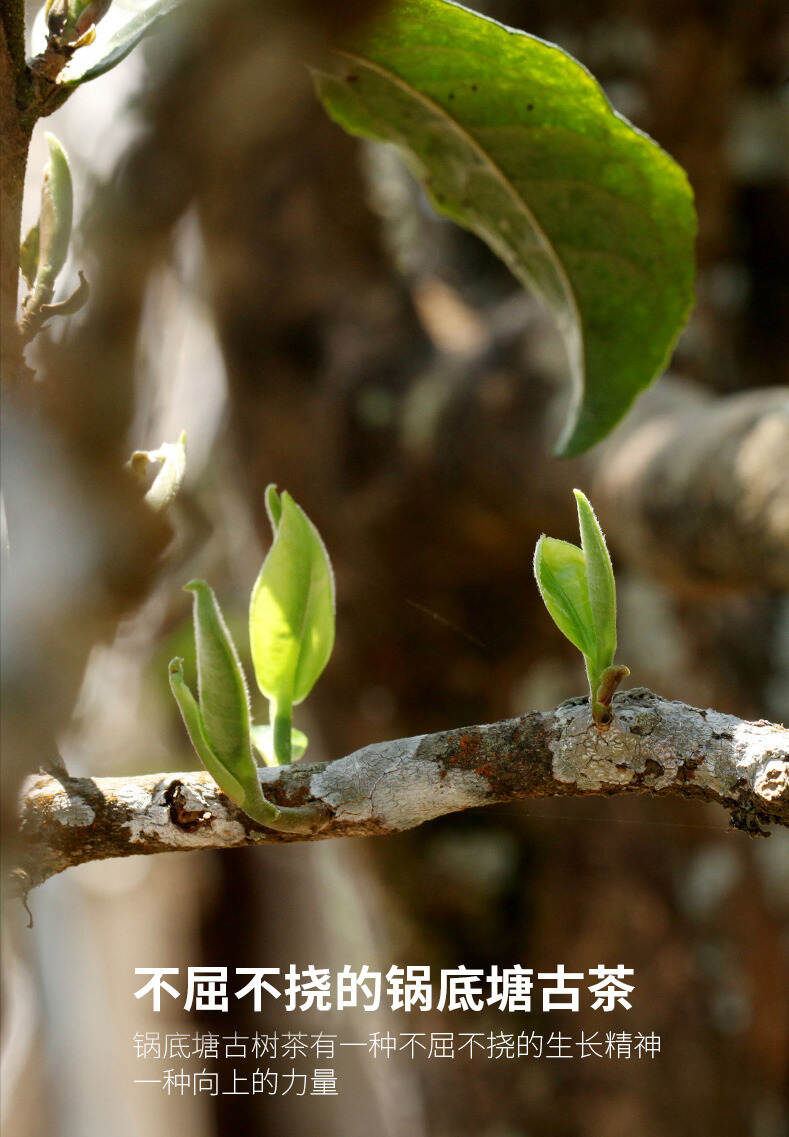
left=14, top=689, right=788, bottom=893
left=0, top=7, right=34, bottom=392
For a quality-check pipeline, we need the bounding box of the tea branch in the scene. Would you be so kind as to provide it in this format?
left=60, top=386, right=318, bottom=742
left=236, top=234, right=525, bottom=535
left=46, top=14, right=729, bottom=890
left=15, top=689, right=789, bottom=893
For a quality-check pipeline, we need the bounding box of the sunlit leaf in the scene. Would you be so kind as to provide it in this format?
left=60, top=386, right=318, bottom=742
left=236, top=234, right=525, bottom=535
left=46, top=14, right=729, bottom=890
left=249, top=486, right=335, bottom=710
left=533, top=535, right=595, bottom=658
left=31, top=0, right=180, bottom=87
left=251, top=723, right=309, bottom=768
left=534, top=490, right=627, bottom=724
left=19, top=134, right=73, bottom=339
left=574, top=488, right=616, bottom=670
left=314, top=0, right=696, bottom=454
left=36, top=133, right=73, bottom=293
left=129, top=430, right=187, bottom=511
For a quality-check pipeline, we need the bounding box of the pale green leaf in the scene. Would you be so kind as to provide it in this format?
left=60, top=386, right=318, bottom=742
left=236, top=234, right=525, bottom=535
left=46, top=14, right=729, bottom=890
left=534, top=491, right=626, bottom=722
left=249, top=487, right=335, bottom=709
left=19, top=135, right=73, bottom=338
left=20, top=222, right=40, bottom=289
left=533, top=535, right=596, bottom=657
left=251, top=723, right=309, bottom=768
left=36, top=134, right=73, bottom=292
left=573, top=488, right=616, bottom=670
left=169, top=656, right=279, bottom=825
left=314, top=0, right=696, bottom=454
left=168, top=657, right=248, bottom=805
left=185, top=579, right=251, bottom=774
left=129, top=430, right=187, bottom=511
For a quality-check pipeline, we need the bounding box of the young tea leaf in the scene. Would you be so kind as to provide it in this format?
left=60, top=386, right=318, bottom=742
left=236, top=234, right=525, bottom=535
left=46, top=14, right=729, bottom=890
left=249, top=487, right=335, bottom=711
left=533, top=535, right=596, bottom=658
left=168, top=658, right=249, bottom=806
left=19, top=134, right=74, bottom=340
left=573, top=489, right=617, bottom=672
left=251, top=724, right=309, bottom=768
left=314, top=0, right=696, bottom=454
left=185, top=579, right=251, bottom=772
left=35, top=134, right=73, bottom=296
left=169, top=582, right=282, bottom=825
left=534, top=491, right=627, bottom=726
left=170, top=573, right=331, bottom=829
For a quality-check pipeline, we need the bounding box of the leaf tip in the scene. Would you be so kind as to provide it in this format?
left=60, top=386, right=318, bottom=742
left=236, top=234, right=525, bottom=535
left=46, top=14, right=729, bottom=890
left=573, top=487, right=594, bottom=506
left=264, top=483, right=282, bottom=530
left=43, top=131, right=65, bottom=156
left=183, top=578, right=208, bottom=595
left=573, top=488, right=603, bottom=534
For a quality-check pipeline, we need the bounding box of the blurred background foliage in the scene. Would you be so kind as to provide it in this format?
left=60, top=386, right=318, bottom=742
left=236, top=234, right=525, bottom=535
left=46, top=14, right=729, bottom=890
left=2, top=1, right=788, bottom=1135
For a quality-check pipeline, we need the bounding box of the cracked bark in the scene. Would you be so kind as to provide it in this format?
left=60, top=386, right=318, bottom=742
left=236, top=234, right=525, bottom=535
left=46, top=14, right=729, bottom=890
left=14, top=689, right=788, bottom=893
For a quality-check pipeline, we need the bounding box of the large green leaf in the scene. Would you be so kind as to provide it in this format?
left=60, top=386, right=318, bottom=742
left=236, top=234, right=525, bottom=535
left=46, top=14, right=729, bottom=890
left=314, top=0, right=696, bottom=454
